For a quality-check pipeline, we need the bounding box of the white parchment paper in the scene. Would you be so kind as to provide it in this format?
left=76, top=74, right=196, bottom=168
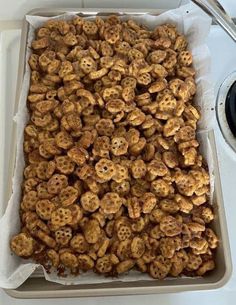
left=0, top=3, right=215, bottom=289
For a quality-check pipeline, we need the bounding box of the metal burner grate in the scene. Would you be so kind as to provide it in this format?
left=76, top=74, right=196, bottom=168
left=216, top=71, right=236, bottom=153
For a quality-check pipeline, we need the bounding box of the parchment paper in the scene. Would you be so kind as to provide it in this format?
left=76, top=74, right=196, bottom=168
left=0, top=3, right=215, bottom=289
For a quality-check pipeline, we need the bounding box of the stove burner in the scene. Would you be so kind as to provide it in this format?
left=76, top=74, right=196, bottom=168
left=225, top=82, right=236, bottom=137
left=216, top=72, right=236, bottom=153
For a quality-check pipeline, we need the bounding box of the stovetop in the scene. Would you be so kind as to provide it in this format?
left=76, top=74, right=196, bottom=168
left=206, top=25, right=236, bottom=289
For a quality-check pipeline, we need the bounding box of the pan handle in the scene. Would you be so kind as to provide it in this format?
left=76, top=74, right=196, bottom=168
left=192, top=0, right=236, bottom=42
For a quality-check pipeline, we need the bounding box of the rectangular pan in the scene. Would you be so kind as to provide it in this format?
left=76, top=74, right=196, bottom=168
left=4, top=7, right=232, bottom=298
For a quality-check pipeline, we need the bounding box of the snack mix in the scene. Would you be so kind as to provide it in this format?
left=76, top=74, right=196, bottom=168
left=10, top=16, right=218, bottom=279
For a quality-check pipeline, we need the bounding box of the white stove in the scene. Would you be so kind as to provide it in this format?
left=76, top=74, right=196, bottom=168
left=0, top=3, right=236, bottom=304
left=207, top=25, right=236, bottom=289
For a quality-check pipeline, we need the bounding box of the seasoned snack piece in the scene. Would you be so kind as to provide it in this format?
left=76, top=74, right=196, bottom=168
left=127, top=109, right=146, bottom=126
left=129, top=137, right=146, bottom=156
left=80, top=56, right=96, bottom=74
left=112, top=164, right=129, bottom=183
left=160, top=216, right=182, bottom=237
left=96, top=119, right=114, bottom=136
left=111, top=137, right=128, bottom=156
left=196, top=260, right=215, bottom=276
left=97, top=238, right=110, bottom=257
left=11, top=16, right=217, bottom=279
left=47, top=174, right=68, bottom=194
left=93, top=136, right=110, bottom=158
left=125, top=128, right=140, bottom=146
left=149, top=256, right=171, bottom=279
left=10, top=233, right=35, bottom=257
left=127, top=197, right=141, bottom=219
left=159, top=237, right=177, bottom=258
left=33, top=230, right=56, bottom=248
left=116, top=259, right=135, bottom=274
left=36, top=161, right=55, bottom=180
left=147, top=159, right=168, bottom=180
left=36, top=199, right=56, bottom=220
left=60, top=252, right=78, bottom=269
left=81, top=191, right=100, bottom=212
left=170, top=250, right=188, bottom=276
left=67, top=204, right=83, bottom=226
left=55, top=156, right=75, bottom=175
left=162, top=151, right=179, bottom=168
left=142, top=192, right=157, bottom=214
left=174, top=126, right=195, bottom=143
left=116, top=239, right=131, bottom=261
left=131, top=237, right=145, bottom=258
left=37, top=182, right=54, bottom=199
left=100, top=192, right=123, bottom=214
left=96, top=255, right=113, bottom=273
left=55, top=226, right=72, bottom=246
left=148, top=79, right=167, bottom=93
left=175, top=194, right=193, bottom=213
left=95, top=158, right=116, bottom=181
left=77, top=254, right=94, bottom=271
left=175, top=172, right=196, bottom=196
left=83, top=20, right=98, bottom=35
left=70, top=234, right=89, bottom=253
left=106, top=99, right=125, bottom=113
left=51, top=207, right=72, bottom=227
left=59, top=186, right=79, bottom=206
left=67, top=147, right=88, bottom=166
left=47, top=249, right=59, bottom=268
left=201, top=207, right=214, bottom=223
left=186, top=253, right=202, bottom=271
left=84, top=219, right=101, bottom=244
left=205, top=228, right=218, bottom=249
left=160, top=198, right=179, bottom=214
left=151, top=179, right=170, bottom=197
left=178, top=51, right=193, bottom=66
left=104, top=25, right=121, bottom=44
left=150, top=224, right=164, bottom=239
left=131, top=160, right=147, bottom=179
left=42, top=138, right=61, bottom=155
left=117, top=224, right=132, bottom=241
left=21, top=191, right=38, bottom=211
left=55, top=131, right=73, bottom=149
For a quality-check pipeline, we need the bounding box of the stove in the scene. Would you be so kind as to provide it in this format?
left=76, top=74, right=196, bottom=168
left=206, top=24, right=236, bottom=289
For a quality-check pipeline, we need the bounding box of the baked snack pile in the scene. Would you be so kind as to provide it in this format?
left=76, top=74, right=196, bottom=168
left=10, top=16, right=218, bottom=279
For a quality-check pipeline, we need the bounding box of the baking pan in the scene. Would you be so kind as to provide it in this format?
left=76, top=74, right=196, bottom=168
left=3, top=7, right=232, bottom=298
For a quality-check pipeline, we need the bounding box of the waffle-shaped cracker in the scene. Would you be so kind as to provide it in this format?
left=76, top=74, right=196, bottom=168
left=55, top=226, right=72, bottom=246
left=160, top=216, right=182, bottom=237
left=36, top=199, right=55, bottom=220
left=10, top=233, right=35, bottom=257
left=47, top=174, right=68, bottom=194
left=81, top=191, right=100, bottom=212
left=51, top=207, right=72, bottom=227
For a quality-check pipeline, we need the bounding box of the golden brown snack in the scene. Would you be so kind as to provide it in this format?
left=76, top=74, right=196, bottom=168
left=70, top=233, right=89, bottom=253
left=83, top=219, right=101, bottom=244
left=81, top=191, right=100, bottom=212
left=36, top=199, right=56, bottom=220
left=149, top=256, right=171, bottom=279
left=10, top=16, right=217, bottom=280
left=100, top=192, right=123, bottom=214
left=10, top=233, right=35, bottom=257
left=96, top=255, right=113, bottom=273
left=59, top=186, right=79, bottom=206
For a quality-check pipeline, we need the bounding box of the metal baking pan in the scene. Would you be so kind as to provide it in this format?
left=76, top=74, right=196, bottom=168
left=3, top=7, right=232, bottom=298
